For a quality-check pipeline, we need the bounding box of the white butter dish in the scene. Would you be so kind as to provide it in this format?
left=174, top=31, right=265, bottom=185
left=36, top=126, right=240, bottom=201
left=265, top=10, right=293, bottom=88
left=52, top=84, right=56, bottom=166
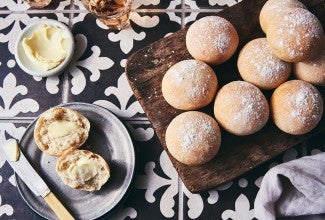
left=15, top=19, right=75, bottom=77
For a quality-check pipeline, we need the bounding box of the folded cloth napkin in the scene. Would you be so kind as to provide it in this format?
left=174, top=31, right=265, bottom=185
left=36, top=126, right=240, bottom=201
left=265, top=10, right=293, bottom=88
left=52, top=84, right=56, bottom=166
left=254, top=152, right=325, bottom=220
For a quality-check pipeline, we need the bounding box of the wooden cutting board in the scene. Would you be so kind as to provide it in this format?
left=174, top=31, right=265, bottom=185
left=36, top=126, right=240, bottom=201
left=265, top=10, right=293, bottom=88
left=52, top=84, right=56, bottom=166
left=125, top=0, right=325, bottom=193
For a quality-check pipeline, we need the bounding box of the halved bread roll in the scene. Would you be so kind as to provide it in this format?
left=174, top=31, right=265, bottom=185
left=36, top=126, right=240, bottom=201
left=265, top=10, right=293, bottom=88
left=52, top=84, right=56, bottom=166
left=56, top=149, right=110, bottom=191
left=34, top=107, right=90, bottom=156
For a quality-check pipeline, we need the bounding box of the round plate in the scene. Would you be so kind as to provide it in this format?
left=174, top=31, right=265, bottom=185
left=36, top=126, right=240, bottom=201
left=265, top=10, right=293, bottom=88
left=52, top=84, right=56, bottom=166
left=16, top=102, right=135, bottom=220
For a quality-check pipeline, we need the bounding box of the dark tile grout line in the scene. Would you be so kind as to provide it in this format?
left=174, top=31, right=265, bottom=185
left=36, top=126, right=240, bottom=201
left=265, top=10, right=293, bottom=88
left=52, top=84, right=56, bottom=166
left=0, top=9, right=80, bottom=14
left=0, top=118, right=35, bottom=123
left=68, top=0, right=75, bottom=30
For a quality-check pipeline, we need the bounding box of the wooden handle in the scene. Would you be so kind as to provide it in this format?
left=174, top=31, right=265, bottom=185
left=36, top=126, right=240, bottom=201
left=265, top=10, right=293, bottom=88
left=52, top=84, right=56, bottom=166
left=44, top=192, right=75, bottom=220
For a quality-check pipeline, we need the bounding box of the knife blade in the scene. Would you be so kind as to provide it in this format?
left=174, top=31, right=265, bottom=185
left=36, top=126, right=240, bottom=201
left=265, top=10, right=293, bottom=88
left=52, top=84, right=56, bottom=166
left=1, top=139, right=74, bottom=220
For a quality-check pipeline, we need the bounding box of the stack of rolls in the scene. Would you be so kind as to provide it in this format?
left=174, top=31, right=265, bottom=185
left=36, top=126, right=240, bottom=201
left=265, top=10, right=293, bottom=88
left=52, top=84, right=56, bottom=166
left=161, top=0, right=324, bottom=166
left=257, top=0, right=324, bottom=135
left=163, top=16, right=240, bottom=166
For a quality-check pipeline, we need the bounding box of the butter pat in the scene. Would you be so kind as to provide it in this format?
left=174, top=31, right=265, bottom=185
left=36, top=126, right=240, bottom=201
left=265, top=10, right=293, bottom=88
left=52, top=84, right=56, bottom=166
left=68, top=157, right=101, bottom=181
left=47, top=120, right=81, bottom=139
left=2, top=139, right=20, bottom=162
left=22, top=24, right=68, bottom=71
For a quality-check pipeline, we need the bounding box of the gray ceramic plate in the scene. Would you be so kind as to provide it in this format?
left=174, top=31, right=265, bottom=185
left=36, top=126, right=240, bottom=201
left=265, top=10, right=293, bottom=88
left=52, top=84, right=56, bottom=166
left=16, top=102, right=135, bottom=220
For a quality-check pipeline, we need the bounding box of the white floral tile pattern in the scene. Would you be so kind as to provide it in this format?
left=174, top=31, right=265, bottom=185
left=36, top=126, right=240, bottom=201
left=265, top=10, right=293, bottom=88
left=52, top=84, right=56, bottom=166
left=193, top=0, right=243, bottom=9
left=0, top=0, right=72, bottom=11
left=0, top=0, right=324, bottom=220
left=135, top=0, right=180, bottom=10
left=69, top=11, right=181, bottom=117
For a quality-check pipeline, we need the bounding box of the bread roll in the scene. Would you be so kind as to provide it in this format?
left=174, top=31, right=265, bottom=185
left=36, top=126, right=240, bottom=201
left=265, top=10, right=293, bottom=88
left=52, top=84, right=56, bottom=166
left=237, top=38, right=291, bottom=90
left=259, top=0, right=306, bottom=33
left=271, top=80, right=323, bottom=135
left=266, top=8, right=323, bottom=62
left=162, top=59, right=218, bottom=110
left=294, top=44, right=325, bottom=86
left=56, top=149, right=110, bottom=191
left=165, top=111, right=221, bottom=165
left=186, top=16, right=239, bottom=65
left=34, top=107, right=90, bottom=156
left=214, top=81, right=269, bottom=136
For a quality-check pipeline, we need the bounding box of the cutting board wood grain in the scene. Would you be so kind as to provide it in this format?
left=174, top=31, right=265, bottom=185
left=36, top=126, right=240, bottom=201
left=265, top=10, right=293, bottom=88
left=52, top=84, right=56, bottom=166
left=126, top=0, right=325, bottom=193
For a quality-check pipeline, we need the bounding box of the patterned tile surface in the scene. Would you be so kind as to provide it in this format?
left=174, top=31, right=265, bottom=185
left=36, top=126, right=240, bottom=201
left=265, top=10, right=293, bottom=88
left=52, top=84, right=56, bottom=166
left=191, top=0, right=242, bottom=9
left=0, top=0, right=324, bottom=220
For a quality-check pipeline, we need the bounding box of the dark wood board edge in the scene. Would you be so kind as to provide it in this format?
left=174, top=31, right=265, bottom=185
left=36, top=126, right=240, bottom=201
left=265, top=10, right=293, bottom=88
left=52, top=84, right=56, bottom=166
left=126, top=0, right=325, bottom=193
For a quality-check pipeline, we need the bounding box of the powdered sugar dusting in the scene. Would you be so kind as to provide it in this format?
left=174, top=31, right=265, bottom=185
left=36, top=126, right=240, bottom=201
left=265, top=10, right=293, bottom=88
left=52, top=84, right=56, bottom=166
left=190, top=84, right=207, bottom=99
left=213, top=31, right=230, bottom=54
left=179, top=114, right=217, bottom=153
left=270, top=8, right=323, bottom=59
left=247, top=39, right=290, bottom=82
left=284, top=8, right=318, bottom=30
left=214, top=82, right=270, bottom=135
left=232, top=82, right=267, bottom=125
left=180, top=122, right=199, bottom=152
left=171, top=60, right=206, bottom=85
left=289, top=82, right=322, bottom=124
left=194, top=16, right=232, bottom=54
left=266, top=0, right=306, bottom=13
left=170, top=60, right=214, bottom=100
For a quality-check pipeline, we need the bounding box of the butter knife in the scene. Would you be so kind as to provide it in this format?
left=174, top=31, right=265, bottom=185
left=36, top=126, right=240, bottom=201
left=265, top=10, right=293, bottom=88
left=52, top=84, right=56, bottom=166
left=1, top=139, right=74, bottom=220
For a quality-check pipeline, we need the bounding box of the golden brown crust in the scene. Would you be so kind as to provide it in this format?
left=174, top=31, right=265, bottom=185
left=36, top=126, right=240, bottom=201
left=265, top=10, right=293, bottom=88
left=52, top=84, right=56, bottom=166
left=237, top=38, right=291, bottom=90
left=266, top=8, right=323, bottom=62
left=186, top=16, right=239, bottom=65
left=293, top=44, right=325, bottom=86
left=165, top=111, right=221, bottom=166
left=56, top=149, right=110, bottom=191
left=270, top=80, right=323, bottom=135
left=214, top=81, right=269, bottom=136
left=259, top=0, right=306, bottom=33
left=162, top=59, right=218, bottom=110
left=34, top=107, right=90, bottom=156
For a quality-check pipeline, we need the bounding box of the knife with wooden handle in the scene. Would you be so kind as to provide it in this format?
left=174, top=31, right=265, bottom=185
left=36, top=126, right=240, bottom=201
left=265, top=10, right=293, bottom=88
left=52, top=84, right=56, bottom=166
left=1, top=139, right=74, bottom=220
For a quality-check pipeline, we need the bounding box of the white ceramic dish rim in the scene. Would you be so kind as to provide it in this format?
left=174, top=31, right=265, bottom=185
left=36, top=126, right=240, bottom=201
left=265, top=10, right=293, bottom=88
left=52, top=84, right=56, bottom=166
left=14, top=19, right=75, bottom=77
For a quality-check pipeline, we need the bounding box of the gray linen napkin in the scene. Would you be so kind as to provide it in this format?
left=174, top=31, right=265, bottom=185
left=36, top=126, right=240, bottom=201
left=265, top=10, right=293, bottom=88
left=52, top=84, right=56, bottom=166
left=254, top=152, right=325, bottom=220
